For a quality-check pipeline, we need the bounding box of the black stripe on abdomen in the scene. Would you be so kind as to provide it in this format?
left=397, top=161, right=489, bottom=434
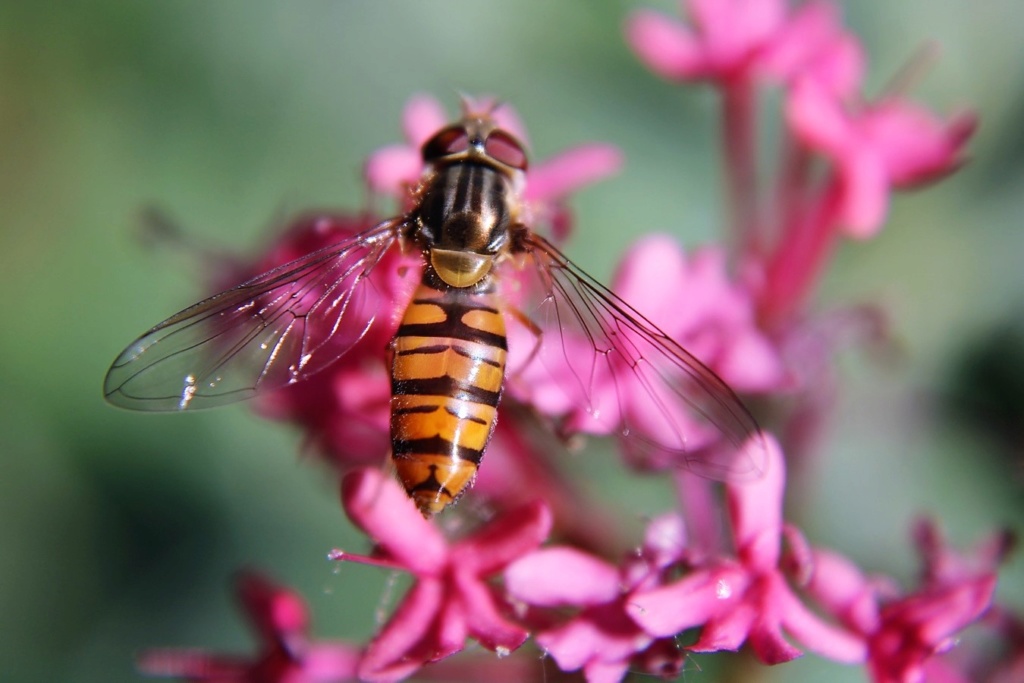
left=393, top=434, right=484, bottom=464
left=392, top=375, right=501, bottom=407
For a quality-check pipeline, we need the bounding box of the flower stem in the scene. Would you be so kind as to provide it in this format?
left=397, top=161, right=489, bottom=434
left=759, top=174, right=843, bottom=326
left=722, top=75, right=760, bottom=256
left=773, top=132, right=812, bottom=259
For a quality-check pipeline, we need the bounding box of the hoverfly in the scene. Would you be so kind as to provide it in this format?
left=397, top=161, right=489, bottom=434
left=104, top=102, right=764, bottom=515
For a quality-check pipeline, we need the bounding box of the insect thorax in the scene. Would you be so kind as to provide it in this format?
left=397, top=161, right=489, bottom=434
left=414, top=162, right=514, bottom=288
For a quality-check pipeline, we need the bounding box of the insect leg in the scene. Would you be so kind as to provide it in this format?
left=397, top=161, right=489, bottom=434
left=505, top=304, right=544, bottom=383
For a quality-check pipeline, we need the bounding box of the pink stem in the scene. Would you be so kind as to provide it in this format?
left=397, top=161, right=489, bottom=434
left=773, top=132, right=812, bottom=258
left=675, top=470, right=726, bottom=558
left=759, top=174, right=843, bottom=325
left=722, top=75, right=759, bottom=255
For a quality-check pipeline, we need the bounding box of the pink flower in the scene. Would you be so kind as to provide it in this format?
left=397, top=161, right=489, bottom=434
left=506, top=236, right=784, bottom=477
left=759, top=76, right=976, bottom=320
left=912, top=517, right=1014, bottom=587
left=626, top=0, right=860, bottom=93
left=626, top=0, right=787, bottom=82
left=909, top=519, right=1023, bottom=683
left=504, top=515, right=689, bottom=682
left=805, top=521, right=1003, bottom=683
left=508, top=548, right=646, bottom=682
left=866, top=576, right=996, bottom=683
left=786, top=76, right=976, bottom=236
left=611, top=237, right=784, bottom=392
left=626, top=434, right=866, bottom=664
left=138, top=571, right=359, bottom=683
left=336, top=468, right=551, bottom=682
left=757, top=1, right=863, bottom=95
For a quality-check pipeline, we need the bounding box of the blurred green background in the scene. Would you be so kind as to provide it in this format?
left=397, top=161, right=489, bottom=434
left=1, top=1, right=1022, bottom=681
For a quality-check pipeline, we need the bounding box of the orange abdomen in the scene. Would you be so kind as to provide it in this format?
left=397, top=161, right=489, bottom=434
left=390, top=276, right=507, bottom=515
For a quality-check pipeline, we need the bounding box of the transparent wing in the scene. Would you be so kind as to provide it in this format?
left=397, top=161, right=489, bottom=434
left=512, top=233, right=766, bottom=481
left=104, top=218, right=404, bottom=411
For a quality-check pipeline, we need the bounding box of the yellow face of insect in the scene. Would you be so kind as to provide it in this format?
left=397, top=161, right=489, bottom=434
left=429, top=248, right=493, bottom=288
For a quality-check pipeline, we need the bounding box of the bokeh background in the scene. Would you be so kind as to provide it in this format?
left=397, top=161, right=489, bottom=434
left=2, top=1, right=1022, bottom=681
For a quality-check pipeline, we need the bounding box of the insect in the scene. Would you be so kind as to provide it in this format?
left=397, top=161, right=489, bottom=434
left=104, top=103, right=764, bottom=516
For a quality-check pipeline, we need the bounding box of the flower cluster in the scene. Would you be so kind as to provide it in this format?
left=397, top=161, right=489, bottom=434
left=628, top=0, right=974, bottom=323
left=138, top=2, right=1020, bottom=683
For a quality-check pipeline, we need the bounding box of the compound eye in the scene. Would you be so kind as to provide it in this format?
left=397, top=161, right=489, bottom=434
left=485, top=130, right=528, bottom=170
left=422, top=126, right=470, bottom=161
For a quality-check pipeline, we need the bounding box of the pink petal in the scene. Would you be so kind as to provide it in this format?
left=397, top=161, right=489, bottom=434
left=716, top=328, right=787, bottom=391
left=869, top=576, right=996, bottom=683
left=786, top=76, right=852, bottom=153
left=358, top=579, right=444, bottom=681
left=364, top=144, right=423, bottom=196
left=236, top=571, right=308, bottom=642
left=641, top=513, right=688, bottom=570
left=727, top=432, right=785, bottom=569
left=538, top=606, right=648, bottom=674
left=302, top=643, right=361, bottom=681
left=838, top=147, right=888, bottom=237
left=864, top=102, right=975, bottom=185
left=628, top=565, right=748, bottom=636
left=403, top=93, right=448, bottom=147
left=505, top=547, right=621, bottom=607
left=759, top=2, right=863, bottom=98
left=773, top=576, right=867, bottom=663
left=749, top=613, right=805, bottom=663
left=454, top=574, right=529, bottom=651
left=915, top=576, right=996, bottom=645
left=538, top=618, right=605, bottom=671
left=806, top=548, right=880, bottom=633
left=690, top=0, right=784, bottom=70
left=455, top=501, right=552, bottom=575
left=758, top=1, right=840, bottom=78
left=912, top=517, right=1014, bottom=584
left=625, top=10, right=707, bottom=80
left=610, top=235, right=690, bottom=329
left=690, top=600, right=757, bottom=652
left=808, top=35, right=864, bottom=99
left=686, top=246, right=745, bottom=324
left=583, top=660, right=632, bottom=683
left=780, top=524, right=815, bottom=585
left=357, top=657, right=422, bottom=683
left=434, top=597, right=470, bottom=659
left=341, top=468, right=448, bottom=575
left=524, top=144, right=622, bottom=204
